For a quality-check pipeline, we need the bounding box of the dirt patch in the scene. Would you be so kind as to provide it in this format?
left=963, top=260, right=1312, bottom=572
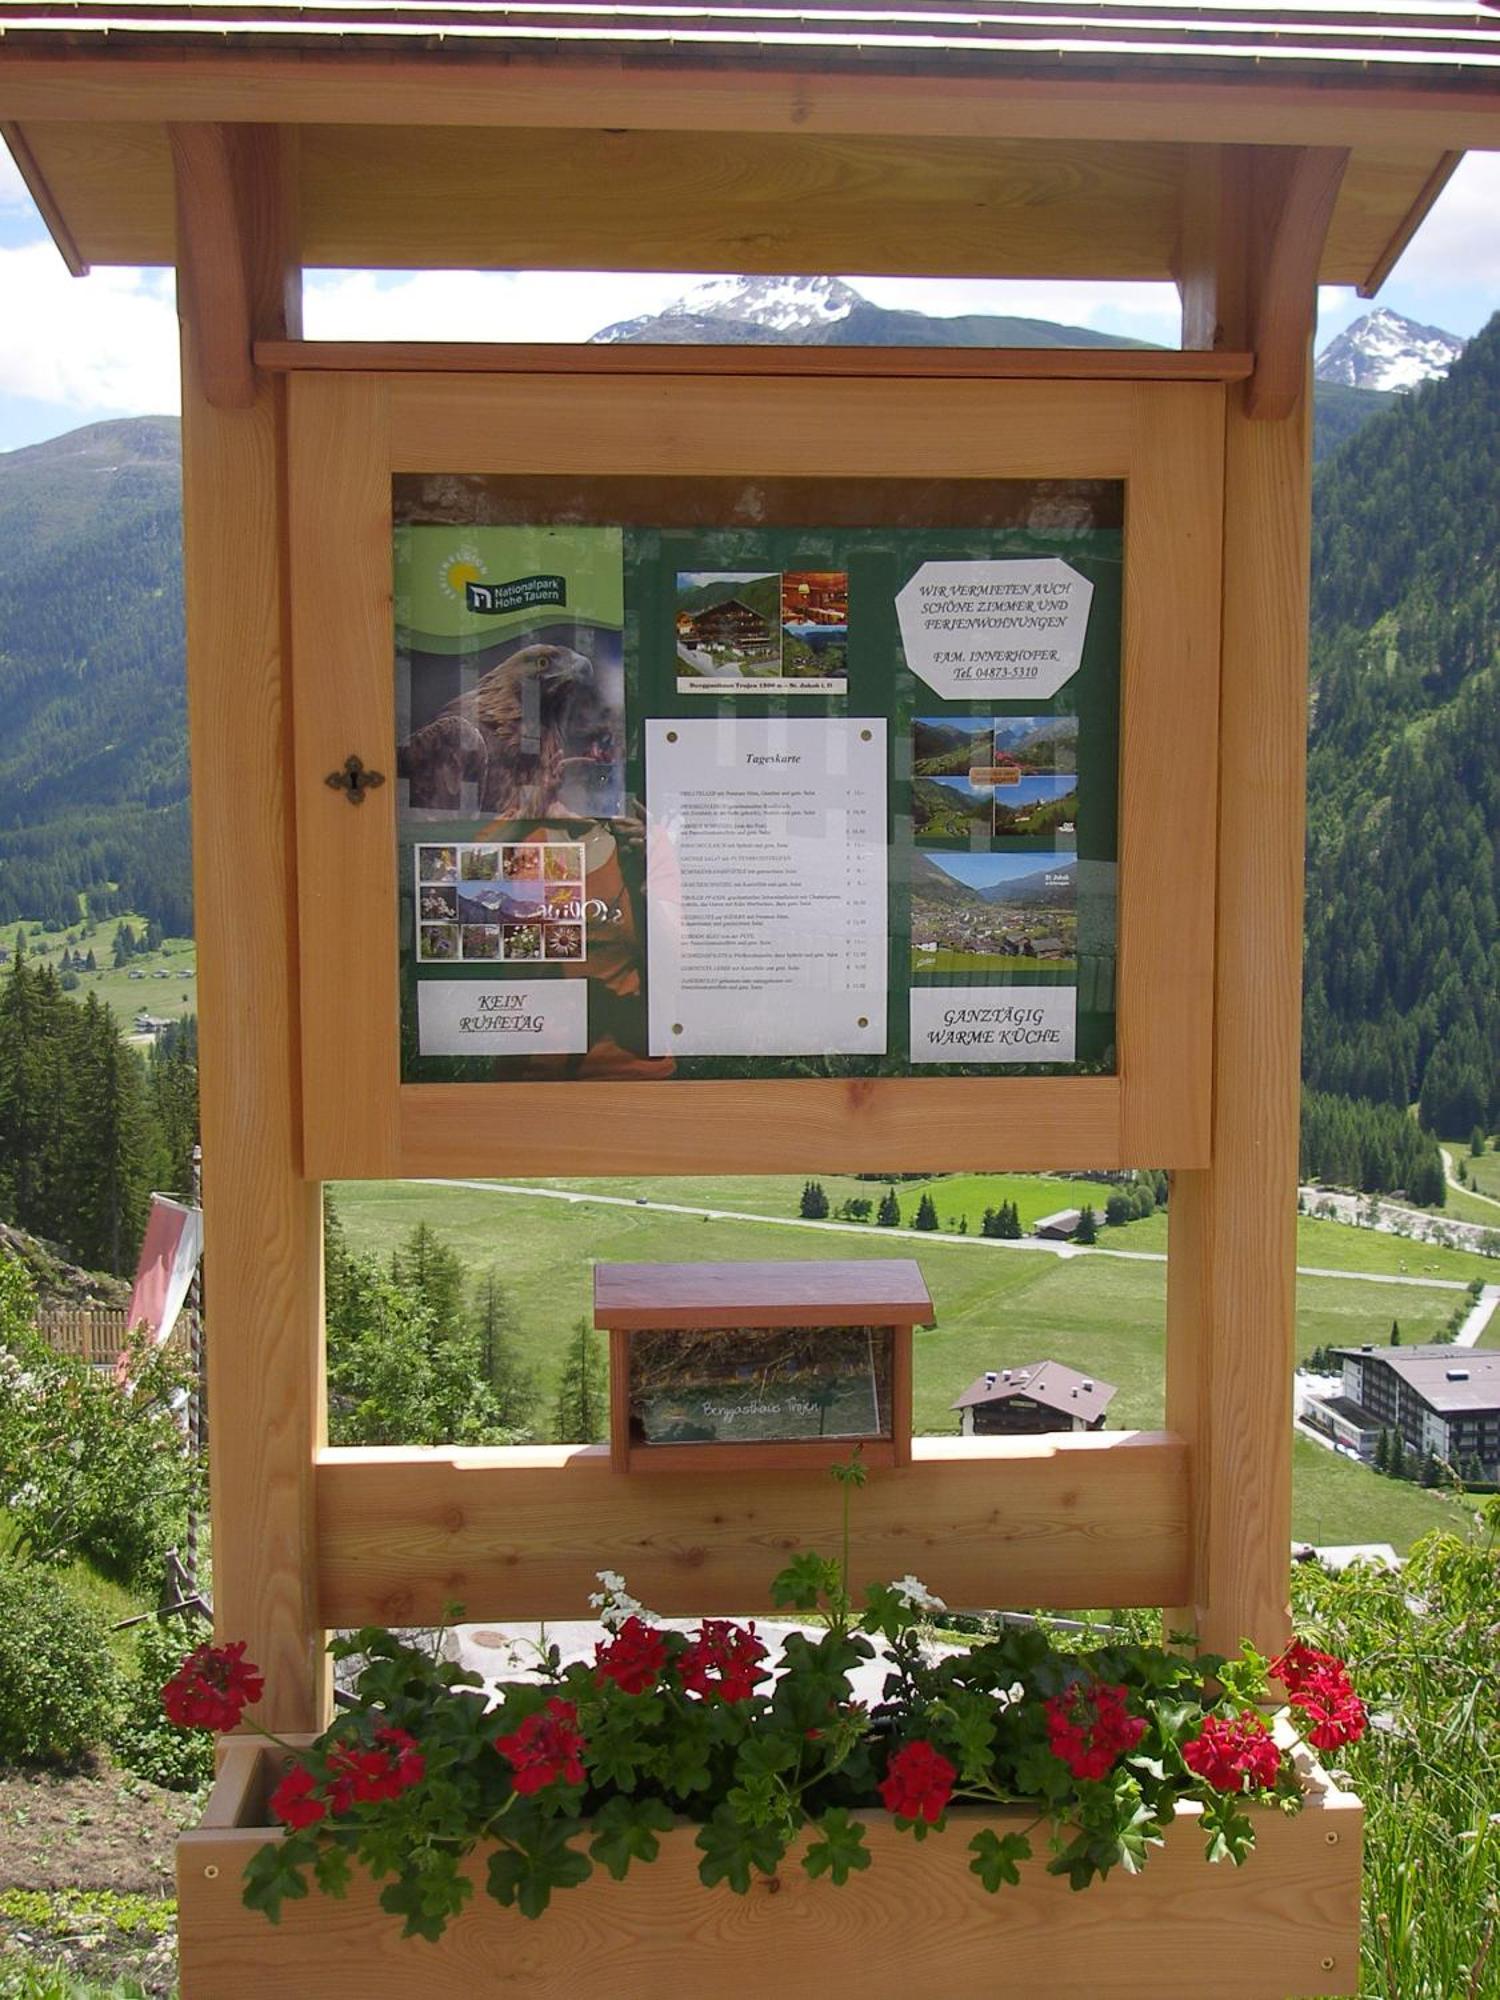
left=0, top=1757, right=193, bottom=1993
left=0, top=1754, right=195, bottom=1893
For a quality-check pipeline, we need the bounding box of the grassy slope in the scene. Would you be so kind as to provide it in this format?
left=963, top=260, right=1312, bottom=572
left=4, top=914, right=196, bottom=1032
left=333, top=1177, right=1468, bottom=1551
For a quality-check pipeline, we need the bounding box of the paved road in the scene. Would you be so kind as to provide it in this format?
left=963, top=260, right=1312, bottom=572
left=1441, top=1146, right=1500, bottom=1214
left=1454, top=1283, right=1500, bottom=1349
left=417, top=1179, right=1482, bottom=1293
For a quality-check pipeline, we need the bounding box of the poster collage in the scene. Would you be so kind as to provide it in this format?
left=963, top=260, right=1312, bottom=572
left=396, top=515, right=1113, bottom=1074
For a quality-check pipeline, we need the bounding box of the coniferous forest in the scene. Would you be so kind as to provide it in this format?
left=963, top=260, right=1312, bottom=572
left=0, top=944, right=197, bottom=1272
left=1303, top=314, right=1498, bottom=1142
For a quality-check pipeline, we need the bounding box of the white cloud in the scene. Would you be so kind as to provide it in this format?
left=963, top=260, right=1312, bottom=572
left=1391, top=152, right=1500, bottom=297
left=304, top=267, right=700, bottom=342
left=0, top=244, right=179, bottom=412
left=0, top=136, right=32, bottom=211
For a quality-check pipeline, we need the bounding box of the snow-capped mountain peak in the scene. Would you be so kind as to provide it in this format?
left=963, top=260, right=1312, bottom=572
left=593, top=274, right=863, bottom=343
left=1314, top=308, right=1465, bottom=393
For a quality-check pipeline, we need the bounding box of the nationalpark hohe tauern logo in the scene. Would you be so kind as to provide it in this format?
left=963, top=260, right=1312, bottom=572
left=466, top=574, right=567, bottom=615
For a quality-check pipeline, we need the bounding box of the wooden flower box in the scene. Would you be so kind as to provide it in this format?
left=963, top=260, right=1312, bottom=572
left=177, top=1741, right=1362, bottom=1999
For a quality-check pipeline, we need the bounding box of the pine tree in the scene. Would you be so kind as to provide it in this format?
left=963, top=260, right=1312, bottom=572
left=554, top=1318, right=606, bottom=1442
left=65, top=995, right=162, bottom=1274
left=998, top=1201, right=1023, bottom=1240
left=1075, top=1204, right=1099, bottom=1245
left=1420, top=1450, right=1440, bottom=1489
left=1473, top=1129, right=1489, bottom=1157
left=956, top=1216, right=968, bottom=1234
left=799, top=1180, right=830, bottom=1220
left=913, top=1191, right=939, bottom=1232
left=980, top=1207, right=998, bottom=1238
left=1390, top=1319, right=1402, bottom=1345
left=471, top=1267, right=538, bottom=1434
left=876, top=1188, right=901, bottom=1228
left=1374, top=1428, right=1390, bottom=1475
left=391, top=1221, right=468, bottom=1338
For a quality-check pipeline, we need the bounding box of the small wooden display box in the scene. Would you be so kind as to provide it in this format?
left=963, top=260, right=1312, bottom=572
left=596, top=1260, right=933, bottom=1474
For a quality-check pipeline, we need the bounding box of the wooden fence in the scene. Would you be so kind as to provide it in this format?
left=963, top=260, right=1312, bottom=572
left=33, top=1306, right=191, bottom=1365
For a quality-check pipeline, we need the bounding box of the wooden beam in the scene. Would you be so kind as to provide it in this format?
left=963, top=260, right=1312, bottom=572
left=255, top=340, right=1254, bottom=382
left=180, top=125, right=328, bottom=1733
left=1, top=53, right=1497, bottom=152
left=1244, top=147, right=1348, bottom=422
left=1165, top=164, right=1310, bottom=1658
left=0, top=118, right=86, bottom=273
left=170, top=124, right=255, bottom=410
left=315, top=1433, right=1191, bottom=1627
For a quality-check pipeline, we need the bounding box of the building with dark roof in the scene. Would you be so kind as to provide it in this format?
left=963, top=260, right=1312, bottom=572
left=953, top=1361, right=1118, bottom=1437
left=1307, top=1345, right=1500, bottom=1475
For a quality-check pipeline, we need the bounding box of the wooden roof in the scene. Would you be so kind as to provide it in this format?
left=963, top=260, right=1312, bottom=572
left=1, top=0, right=1495, bottom=285
left=594, top=1258, right=936, bottom=1330
left=2, top=0, right=1498, bottom=76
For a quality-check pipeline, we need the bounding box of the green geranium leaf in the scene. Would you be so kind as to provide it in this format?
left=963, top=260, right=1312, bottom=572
left=696, top=1803, right=787, bottom=1894
left=770, top=1552, right=841, bottom=1614
left=588, top=1796, right=674, bottom=1882
left=486, top=1826, right=593, bottom=1921
left=376, top=1858, right=472, bottom=1943
left=802, top=1809, right=870, bottom=1887
left=242, top=1837, right=312, bottom=1923
left=968, top=1828, right=1031, bottom=1893
left=312, top=1842, right=353, bottom=1901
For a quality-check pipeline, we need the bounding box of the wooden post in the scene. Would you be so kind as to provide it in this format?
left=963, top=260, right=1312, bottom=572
left=1165, top=158, right=1318, bottom=1659
left=177, top=126, right=328, bottom=1730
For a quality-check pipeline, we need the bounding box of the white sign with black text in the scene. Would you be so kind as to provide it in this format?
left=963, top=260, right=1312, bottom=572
left=417, top=978, right=588, bottom=1057
left=909, top=986, right=1076, bottom=1065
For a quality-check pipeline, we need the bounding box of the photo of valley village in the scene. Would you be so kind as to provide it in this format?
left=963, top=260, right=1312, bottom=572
left=911, top=849, right=1078, bottom=973
left=675, top=569, right=849, bottom=689
left=912, top=714, right=1079, bottom=843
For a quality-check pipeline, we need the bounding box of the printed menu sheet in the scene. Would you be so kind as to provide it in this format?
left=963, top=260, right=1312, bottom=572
left=645, top=717, right=888, bottom=1058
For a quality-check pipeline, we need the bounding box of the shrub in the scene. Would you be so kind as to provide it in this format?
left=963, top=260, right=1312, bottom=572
left=0, top=1559, right=117, bottom=1765
left=110, top=1614, right=216, bottom=1791
left=0, top=1310, right=199, bottom=1590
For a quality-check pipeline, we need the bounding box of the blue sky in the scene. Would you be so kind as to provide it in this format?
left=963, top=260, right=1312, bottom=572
left=1, top=143, right=1496, bottom=454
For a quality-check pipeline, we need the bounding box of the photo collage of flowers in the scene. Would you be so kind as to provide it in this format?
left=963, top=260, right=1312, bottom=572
left=415, top=841, right=587, bottom=966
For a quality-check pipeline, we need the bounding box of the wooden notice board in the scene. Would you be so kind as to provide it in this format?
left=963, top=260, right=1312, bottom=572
left=288, top=366, right=1223, bottom=1181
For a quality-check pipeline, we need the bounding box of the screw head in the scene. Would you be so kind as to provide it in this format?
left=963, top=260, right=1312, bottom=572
left=1320, top=1957, right=1335, bottom=1972
left=204, top=1864, right=220, bottom=1880
left=1326, top=1829, right=1339, bottom=1845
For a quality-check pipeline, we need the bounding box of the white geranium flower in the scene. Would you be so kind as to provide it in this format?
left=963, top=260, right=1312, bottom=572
left=891, top=1574, right=946, bottom=1615
left=588, top=1569, right=657, bottom=1633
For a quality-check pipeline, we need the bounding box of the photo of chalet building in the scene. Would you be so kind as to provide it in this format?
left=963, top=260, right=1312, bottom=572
left=952, top=1362, right=1118, bottom=1436
left=1304, top=1346, right=1500, bottom=1477
left=679, top=598, right=773, bottom=649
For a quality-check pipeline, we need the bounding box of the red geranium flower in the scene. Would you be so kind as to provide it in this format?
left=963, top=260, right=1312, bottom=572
left=1271, top=1641, right=1367, bottom=1752
left=161, top=1640, right=265, bottom=1733
left=1182, top=1711, right=1283, bottom=1793
left=495, top=1698, right=588, bottom=1795
left=594, top=1616, right=668, bottom=1696
left=326, top=1727, right=429, bottom=1810
left=879, top=1739, right=957, bottom=1823
left=675, top=1621, right=769, bottom=1704
left=269, top=1763, right=326, bottom=1831
left=1044, top=1679, right=1147, bottom=1783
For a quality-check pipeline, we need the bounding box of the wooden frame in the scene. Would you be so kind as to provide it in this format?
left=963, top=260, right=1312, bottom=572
left=177, top=1739, right=1362, bottom=1999
left=288, top=364, right=1223, bottom=1181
